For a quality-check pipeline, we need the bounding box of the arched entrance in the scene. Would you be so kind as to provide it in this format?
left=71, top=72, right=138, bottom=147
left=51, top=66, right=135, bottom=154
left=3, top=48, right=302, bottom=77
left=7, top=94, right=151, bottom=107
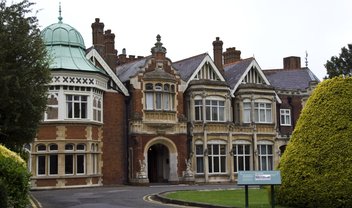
left=148, top=144, right=169, bottom=183
left=143, top=137, right=179, bottom=183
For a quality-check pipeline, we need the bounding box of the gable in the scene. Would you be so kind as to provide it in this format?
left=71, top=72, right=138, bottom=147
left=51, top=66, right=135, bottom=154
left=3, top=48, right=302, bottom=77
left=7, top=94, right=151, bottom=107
left=187, top=54, right=226, bottom=86
left=86, top=49, right=129, bottom=96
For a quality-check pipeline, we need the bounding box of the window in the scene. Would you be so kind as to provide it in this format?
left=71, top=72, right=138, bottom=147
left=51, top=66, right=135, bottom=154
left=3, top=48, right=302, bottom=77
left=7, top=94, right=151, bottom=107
left=205, top=100, right=225, bottom=122
left=243, top=102, right=251, bottom=123
left=66, top=95, right=88, bottom=119
left=49, top=144, right=58, bottom=175
left=280, top=109, right=291, bottom=126
left=207, top=144, right=226, bottom=173
left=257, top=143, right=273, bottom=171
left=145, top=83, right=175, bottom=111
left=254, top=102, right=272, bottom=123
left=45, top=93, right=58, bottom=120
left=194, top=100, right=203, bottom=121
left=76, top=144, right=86, bottom=175
left=195, top=144, right=204, bottom=173
left=93, top=96, right=102, bottom=122
left=92, top=144, right=98, bottom=174
left=65, top=144, right=74, bottom=175
left=233, top=143, right=251, bottom=172
left=37, top=144, right=46, bottom=176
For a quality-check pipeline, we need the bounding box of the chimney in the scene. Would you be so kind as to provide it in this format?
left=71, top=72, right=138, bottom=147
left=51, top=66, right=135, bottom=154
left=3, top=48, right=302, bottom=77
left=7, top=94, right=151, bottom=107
left=223, top=47, right=241, bottom=65
left=104, top=29, right=117, bottom=69
left=283, top=56, right=301, bottom=70
left=118, top=48, right=127, bottom=66
left=212, top=37, right=223, bottom=71
left=91, top=18, right=105, bottom=56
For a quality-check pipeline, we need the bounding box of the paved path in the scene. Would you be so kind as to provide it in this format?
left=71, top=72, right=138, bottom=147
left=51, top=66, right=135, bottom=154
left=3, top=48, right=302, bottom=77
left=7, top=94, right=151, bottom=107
left=31, top=184, right=240, bottom=208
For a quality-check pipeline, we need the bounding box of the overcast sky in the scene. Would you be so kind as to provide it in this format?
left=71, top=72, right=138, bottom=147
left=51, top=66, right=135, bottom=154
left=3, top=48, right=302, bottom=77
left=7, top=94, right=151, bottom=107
left=30, top=0, right=352, bottom=80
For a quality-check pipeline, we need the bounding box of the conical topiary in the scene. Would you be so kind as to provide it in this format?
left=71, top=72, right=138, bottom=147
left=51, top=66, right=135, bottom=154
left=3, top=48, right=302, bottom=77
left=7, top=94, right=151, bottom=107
left=277, top=76, right=352, bottom=208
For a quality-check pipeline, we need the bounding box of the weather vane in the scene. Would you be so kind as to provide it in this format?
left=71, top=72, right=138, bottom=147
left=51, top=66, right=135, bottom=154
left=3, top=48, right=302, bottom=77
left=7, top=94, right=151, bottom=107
left=58, top=2, right=63, bottom=23
left=305, top=50, right=308, bottom=67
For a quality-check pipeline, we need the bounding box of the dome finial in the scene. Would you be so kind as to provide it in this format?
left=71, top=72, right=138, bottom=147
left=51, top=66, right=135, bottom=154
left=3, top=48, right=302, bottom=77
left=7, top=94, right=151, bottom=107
left=58, top=2, right=63, bottom=23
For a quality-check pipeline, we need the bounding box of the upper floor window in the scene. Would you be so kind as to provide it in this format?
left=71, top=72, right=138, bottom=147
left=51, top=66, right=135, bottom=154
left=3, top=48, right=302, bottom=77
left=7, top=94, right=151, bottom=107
left=66, top=95, right=88, bottom=119
left=194, top=100, right=203, bottom=121
left=45, top=93, right=58, bottom=120
left=254, top=102, right=272, bottom=123
left=280, top=109, right=291, bottom=126
left=93, top=96, right=102, bottom=122
left=145, top=83, right=175, bottom=111
left=193, top=97, right=225, bottom=122
left=206, top=100, right=225, bottom=122
left=243, top=102, right=251, bottom=123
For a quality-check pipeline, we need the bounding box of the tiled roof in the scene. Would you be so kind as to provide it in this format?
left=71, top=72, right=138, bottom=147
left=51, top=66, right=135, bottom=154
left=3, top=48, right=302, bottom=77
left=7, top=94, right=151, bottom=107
left=224, top=58, right=254, bottom=88
left=172, top=53, right=208, bottom=81
left=116, top=57, right=150, bottom=82
left=263, top=68, right=320, bottom=91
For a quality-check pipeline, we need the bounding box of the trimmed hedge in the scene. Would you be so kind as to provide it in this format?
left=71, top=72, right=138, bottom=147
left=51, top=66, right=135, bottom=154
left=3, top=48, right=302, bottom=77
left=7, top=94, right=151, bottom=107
left=277, top=77, right=352, bottom=207
left=0, top=144, right=31, bottom=208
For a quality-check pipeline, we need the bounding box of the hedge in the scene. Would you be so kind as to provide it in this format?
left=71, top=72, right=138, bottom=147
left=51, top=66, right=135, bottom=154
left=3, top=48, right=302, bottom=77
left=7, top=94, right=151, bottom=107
left=0, top=144, right=31, bottom=208
left=277, top=76, right=352, bottom=207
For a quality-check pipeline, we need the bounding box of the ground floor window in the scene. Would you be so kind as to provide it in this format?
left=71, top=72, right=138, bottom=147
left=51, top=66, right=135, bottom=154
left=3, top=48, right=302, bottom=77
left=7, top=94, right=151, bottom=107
left=34, top=142, right=98, bottom=176
left=257, top=143, right=273, bottom=170
left=207, top=143, right=226, bottom=173
left=195, top=144, right=204, bottom=173
left=233, top=143, right=251, bottom=172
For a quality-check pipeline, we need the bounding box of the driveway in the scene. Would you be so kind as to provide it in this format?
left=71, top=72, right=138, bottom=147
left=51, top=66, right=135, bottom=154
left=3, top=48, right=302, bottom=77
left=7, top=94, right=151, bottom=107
left=31, top=184, right=240, bottom=208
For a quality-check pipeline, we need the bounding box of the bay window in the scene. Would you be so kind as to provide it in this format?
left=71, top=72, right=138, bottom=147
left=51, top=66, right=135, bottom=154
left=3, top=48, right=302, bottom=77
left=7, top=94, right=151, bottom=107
left=254, top=102, right=272, bottom=123
left=145, top=83, right=175, bottom=111
left=66, top=95, right=88, bottom=119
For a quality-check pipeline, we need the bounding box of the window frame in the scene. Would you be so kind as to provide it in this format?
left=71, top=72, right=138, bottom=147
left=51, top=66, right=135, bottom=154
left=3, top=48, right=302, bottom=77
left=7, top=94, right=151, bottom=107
left=144, top=83, right=175, bottom=111
left=207, top=142, right=227, bottom=174
left=257, top=142, right=274, bottom=171
left=280, top=109, right=291, bottom=126
left=66, top=94, right=88, bottom=119
left=233, top=141, right=251, bottom=173
left=195, top=143, right=204, bottom=174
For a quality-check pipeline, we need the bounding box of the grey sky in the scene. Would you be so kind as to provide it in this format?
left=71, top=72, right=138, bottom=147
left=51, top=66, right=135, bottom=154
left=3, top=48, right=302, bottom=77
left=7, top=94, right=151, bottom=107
left=32, top=0, right=352, bottom=80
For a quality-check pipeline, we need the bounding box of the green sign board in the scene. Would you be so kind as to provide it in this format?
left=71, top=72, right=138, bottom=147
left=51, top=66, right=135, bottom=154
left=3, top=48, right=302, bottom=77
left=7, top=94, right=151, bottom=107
left=238, top=171, right=281, bottom=185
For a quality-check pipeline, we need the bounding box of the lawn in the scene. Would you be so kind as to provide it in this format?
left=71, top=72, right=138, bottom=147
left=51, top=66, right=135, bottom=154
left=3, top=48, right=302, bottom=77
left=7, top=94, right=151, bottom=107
left=163, top=188, right=287, bottom=208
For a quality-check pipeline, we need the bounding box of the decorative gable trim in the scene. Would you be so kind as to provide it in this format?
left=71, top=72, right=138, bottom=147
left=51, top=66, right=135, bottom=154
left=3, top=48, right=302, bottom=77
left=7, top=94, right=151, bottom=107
left=86, top=49, right=130, bottom=96
left=186, top=54, right=226, bottom=86
left=232, top=59, right=281, bottom=103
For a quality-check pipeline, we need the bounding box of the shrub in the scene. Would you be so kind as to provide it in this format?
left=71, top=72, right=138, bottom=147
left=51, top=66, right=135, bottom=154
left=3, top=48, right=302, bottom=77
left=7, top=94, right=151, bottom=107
left=277, top=77, right=352, bottom=207
left=0, top=144, right=31, bottom=208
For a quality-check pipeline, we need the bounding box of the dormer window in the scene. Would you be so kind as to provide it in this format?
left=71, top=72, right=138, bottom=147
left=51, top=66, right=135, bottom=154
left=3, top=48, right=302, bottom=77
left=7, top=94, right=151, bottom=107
left=145, top=83, right=175, bottom=111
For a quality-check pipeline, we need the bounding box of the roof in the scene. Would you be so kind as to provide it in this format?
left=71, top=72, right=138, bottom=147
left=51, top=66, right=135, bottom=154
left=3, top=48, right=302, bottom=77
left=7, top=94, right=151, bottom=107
left=172, top=53, right=208, bottom=81
left=224, top=58, right=254, bottom=88
left=263, top=68, right=320, bottom=91
left=116, top=57, right=149, bottom=82
left=42, top=19, right=106, bottom=75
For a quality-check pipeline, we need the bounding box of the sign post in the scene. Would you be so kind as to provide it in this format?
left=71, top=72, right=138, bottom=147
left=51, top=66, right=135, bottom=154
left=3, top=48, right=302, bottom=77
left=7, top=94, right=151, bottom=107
left=238, top=171, right=281, bottom=208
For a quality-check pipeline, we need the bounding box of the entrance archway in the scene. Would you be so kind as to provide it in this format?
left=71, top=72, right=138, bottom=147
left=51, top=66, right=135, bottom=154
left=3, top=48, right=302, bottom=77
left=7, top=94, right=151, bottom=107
left=148, top=144, right=169, bottom=183
left=144, top=137, right=179, bottom=183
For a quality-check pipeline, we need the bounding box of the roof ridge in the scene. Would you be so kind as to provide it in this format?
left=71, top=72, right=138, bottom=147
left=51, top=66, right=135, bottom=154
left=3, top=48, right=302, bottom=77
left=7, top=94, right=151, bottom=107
left=173, top=53, right=208, bottom=64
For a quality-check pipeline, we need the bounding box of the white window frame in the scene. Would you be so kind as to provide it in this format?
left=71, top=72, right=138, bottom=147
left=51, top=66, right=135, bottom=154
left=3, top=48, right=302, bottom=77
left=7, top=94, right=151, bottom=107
left=233, top=141, right=251, bottom=173
left=36, top=144, right=46, bottom=176
left=254, top=102, right=272, bottom=123
left=280, top=109, right=291, bottom=126
left=48, top=144, right=58, bottom=176
left=207, top=142, right=227, bottom=174
left=257, top=141, right=274, bottom=171
left=45, top=93, right=59, bottom=120
left=195, top=142, right=204, bottom=174
left=145, top=83, right=175, bottom=111
left=205, top=99, right=225, bottom=122
left=243, top=102, right=251, bottom=123
left=93, top=95, right=103, bottom=122
left=66, top=95, right=88, bottom=119
left=194, top=99, right=203, bottom=121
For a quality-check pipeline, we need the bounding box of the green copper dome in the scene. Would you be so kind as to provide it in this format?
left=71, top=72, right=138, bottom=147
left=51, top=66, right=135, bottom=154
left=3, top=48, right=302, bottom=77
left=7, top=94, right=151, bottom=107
left=41, top=17, right=106, bottom=75
left=42, top=21, right=85, bottom=49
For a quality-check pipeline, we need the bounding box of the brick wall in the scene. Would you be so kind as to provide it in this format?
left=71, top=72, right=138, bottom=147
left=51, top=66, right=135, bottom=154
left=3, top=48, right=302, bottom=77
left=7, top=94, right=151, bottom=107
left=102, top=91, right=127, bottom=185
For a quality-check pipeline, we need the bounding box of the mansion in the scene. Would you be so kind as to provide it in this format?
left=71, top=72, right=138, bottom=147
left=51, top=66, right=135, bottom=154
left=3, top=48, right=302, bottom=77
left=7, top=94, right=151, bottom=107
left=28, top=16, right=319, bottom=189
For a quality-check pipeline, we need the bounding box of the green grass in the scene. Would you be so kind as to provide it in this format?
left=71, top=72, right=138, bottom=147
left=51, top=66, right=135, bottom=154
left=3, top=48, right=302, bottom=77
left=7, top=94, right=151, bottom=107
left=164, top=188, right=287, bottom=208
